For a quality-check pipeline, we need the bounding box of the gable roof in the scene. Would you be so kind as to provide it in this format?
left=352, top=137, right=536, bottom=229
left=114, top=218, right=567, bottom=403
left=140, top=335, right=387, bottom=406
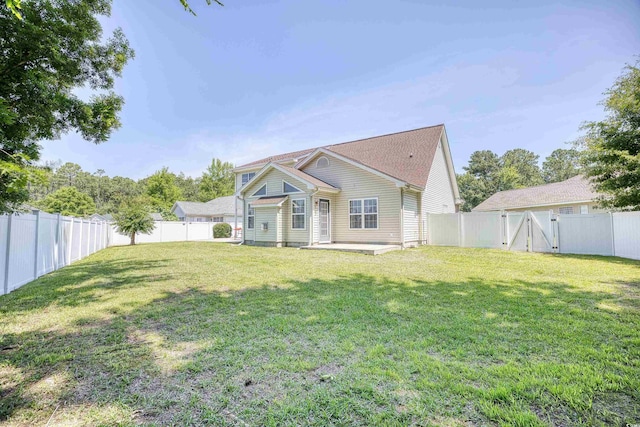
left=238, top=162, right=339, bottom=195
left=235, top=125, right=448, bottom=190
left=473, top=175, right=600, bottom=211
left=172, top=195, right=242, bottom=216
left=150, top=212, right=164, bottom=221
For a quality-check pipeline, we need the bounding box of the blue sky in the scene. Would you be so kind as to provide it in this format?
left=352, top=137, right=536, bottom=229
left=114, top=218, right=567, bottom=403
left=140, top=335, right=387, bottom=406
left=40, top=0, right=640, bottom=179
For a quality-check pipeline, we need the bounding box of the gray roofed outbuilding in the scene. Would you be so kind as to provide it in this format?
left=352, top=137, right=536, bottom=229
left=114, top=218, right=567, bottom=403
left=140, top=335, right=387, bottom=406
left=473, top=175, right=600, bottom=211
left=172, top=195, right=242, bottom=217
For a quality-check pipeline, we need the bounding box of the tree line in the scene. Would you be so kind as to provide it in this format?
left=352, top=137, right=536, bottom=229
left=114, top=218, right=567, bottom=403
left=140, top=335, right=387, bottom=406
left=457, top=148, right=581, bottom=211
left=28, top=158, right=235, bottom=218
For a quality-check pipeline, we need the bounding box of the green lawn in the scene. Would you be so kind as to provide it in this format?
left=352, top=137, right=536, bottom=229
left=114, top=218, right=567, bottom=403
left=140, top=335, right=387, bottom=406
left=0, top=243, right=639, bottom=426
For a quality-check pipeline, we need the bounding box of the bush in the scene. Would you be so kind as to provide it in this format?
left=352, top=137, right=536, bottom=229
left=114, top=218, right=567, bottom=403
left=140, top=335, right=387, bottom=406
left=213, top=222, right=232, bottom=238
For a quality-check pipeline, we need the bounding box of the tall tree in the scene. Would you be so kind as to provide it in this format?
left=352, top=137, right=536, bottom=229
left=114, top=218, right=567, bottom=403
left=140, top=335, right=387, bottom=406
left=145, top=167, right=182, bottom=211
left=199, top=158, right=235, bottom=201
left=501, top=149, right=544, bottom=188
left=580, top=61, right=640, bottom=211
left=542, top=148, right=582, bottom=183
left=175, top=173, right=201, bottom=201
left=37, top=186, right=96, bottom=217
left=0, top=0, right=134, bottom=214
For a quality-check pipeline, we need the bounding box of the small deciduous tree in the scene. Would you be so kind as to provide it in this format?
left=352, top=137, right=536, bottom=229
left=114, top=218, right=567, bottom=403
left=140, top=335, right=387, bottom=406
left=114, top=198, right=156, bottom=245
left=145, top=167, right=182, bottom=212
left=38, top=186, right=96, bottom=217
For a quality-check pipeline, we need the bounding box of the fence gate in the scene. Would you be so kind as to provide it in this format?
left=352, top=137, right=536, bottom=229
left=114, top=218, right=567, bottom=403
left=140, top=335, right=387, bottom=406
left=504, top=211, right=557, bottom=253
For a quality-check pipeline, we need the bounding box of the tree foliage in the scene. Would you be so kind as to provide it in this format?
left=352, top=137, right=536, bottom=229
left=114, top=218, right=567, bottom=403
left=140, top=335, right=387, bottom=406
left=580, top=61, right=640, bottom=211
left=37, top=186, right=96, bottom=217
left=145, top=167, right=182, bottom=211
left=199, top=158, right=234, bottom=202
left=0, top=0, right=134, bottom=214
left=114, top=197, right=155, bottom=245
left=542, top=148, right=582, bottom=183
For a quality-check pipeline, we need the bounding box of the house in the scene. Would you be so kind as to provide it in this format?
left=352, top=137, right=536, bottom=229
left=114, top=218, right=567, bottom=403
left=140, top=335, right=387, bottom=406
left=171, top=195, right=243, bottom=226
left=89, top=213, right=114, bottom=222
left=472, top=175, right=602, bottom=214
left=233, top=124, right=461, bottom=247
left=149, top=212, right=165, bottom=221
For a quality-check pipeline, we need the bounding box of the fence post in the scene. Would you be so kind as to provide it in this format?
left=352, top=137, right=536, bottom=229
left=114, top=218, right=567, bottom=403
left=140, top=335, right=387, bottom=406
left=67, top=217, right=74, bottom=265
left=33, top=210, right=41, bottom=280
left=3, top=214, right=13, bottom=295
left=186, top=221, right=189, bottom=241
left=457, top=212, right=463, bottom=247
left=55, top=213, right=61, bottom=269
left=610, top=212, right=616, bottom=257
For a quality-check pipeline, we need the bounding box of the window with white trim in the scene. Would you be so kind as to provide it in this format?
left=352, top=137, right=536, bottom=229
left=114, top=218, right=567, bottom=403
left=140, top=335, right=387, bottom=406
left=247, top=204, right=255, bottom=229
left=580, top=205, right=588, bottom=214
left=251, top=184, right=267, bottom=197
left=241, top=172, right=256, bottom=186
left=291, top=199, right=306, bottom=229
left=283, top=180, right=302, bottom=194
left=559, top=206, right=574, bottom=215
left=213, top=216, right=224, bottom=223
left=349, top=198, right=378, bottom=229
left=316, top=156, right=329, bottom=168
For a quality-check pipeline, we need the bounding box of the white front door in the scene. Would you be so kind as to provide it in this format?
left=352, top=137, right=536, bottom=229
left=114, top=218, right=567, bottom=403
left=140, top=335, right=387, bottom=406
left=319, top=199, right=330, bottom=243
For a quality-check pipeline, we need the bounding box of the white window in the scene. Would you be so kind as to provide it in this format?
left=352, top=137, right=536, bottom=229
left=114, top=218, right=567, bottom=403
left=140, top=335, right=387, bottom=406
left=349, top=198, right=378, bottom=229
left=316, top=156, right=330, bottom=168
left=213, top=216, right=224, bottom=223
left=283, top=180, right=302, bottom=194
left=580, top=205, right=589, bottom=214
left=251, top=184, right=267, bottom=197
left=559, top=206, right=574, bottom=215
left=291, top=199, right=306, bottom=229
left=247, top=204, right=255, bottom=229
left=241, top=172, right=256, bottom=186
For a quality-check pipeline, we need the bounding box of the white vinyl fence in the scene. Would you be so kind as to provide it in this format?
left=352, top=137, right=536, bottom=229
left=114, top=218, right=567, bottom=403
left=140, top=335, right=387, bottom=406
left=428, top=211, right=640, bottom=260
left=1, top=211, right=110, bottom=296
left=108, top=221, right=215, bottom=246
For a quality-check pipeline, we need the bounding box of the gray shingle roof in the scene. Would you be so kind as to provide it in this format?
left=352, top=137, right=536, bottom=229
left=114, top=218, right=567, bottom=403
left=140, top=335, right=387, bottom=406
left=473, top=175, right=600, bottom=211
left=234, top=125, right=446, bottom=189
left=174, top=195, right=242, bottom=216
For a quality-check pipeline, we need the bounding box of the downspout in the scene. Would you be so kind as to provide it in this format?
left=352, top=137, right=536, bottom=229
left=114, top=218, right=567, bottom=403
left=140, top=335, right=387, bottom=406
left=417, top=191, right=423, bottom=245
left=308, top=189, right=320, bottom=246
left=400, top=187, right=405, bottom=249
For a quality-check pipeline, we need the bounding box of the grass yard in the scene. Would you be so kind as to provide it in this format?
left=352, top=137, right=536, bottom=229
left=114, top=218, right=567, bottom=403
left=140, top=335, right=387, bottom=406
left=0, top=243, right=639, bottom=426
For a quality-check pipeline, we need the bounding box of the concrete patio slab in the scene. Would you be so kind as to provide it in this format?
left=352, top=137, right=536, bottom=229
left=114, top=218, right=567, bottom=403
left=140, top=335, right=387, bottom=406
left=300, top=243, right=401, bottom=255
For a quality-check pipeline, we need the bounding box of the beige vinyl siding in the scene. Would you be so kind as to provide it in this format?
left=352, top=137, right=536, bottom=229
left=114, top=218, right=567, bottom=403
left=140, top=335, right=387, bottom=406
left=403, top=190, right=419, bottom=243
left=243, top=169, right=309, bottom=199
left=302, top=155, right=401, bottom=244
left=423, top=138, right=456, bottom=215
left=235, top=168, right=261, bottom=192
left=242, top=168, right=311, bottom=245
left=254, top=207, right=278, bottom=242
left=281, top=196, right=310, bottom=244
left=503, top=202, right=603, bottom=214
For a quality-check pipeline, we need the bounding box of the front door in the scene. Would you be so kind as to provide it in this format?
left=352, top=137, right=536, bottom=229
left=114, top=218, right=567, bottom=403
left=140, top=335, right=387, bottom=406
left=319, top=199, right=330, bottom=243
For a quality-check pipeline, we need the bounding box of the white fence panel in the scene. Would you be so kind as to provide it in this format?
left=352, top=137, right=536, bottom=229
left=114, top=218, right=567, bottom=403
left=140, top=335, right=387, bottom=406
left=613, top=212, right=640, bottom=260
left=506, top=212, right=528, bottom=252
left=558, top=213, right=614, bottom=256
left=7, top=215, right=38, bottom=292
left=187, top=222, right=212, bottom=241
left=427, top=213, right=460, bottom=246
left=461, top=212, right=503, bottom=248
left=1, top=212, right=109, bottom=296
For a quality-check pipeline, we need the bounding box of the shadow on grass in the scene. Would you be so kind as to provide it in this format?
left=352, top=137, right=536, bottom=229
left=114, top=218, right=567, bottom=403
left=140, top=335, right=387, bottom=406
left=1, top=273, right=639, bottom=426
left=0, top=258, right=173, bottom=314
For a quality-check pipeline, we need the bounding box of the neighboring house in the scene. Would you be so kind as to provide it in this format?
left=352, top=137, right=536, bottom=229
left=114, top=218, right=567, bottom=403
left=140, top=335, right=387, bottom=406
left=149, top=212, right=164, bottom=221
left=171, top=196, right=243, bottom=227
left=233, top=124, right=461, bottom=247
left=89, top=213, right=114, bottom=222
left=472, top=175, right=602, bottom=214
